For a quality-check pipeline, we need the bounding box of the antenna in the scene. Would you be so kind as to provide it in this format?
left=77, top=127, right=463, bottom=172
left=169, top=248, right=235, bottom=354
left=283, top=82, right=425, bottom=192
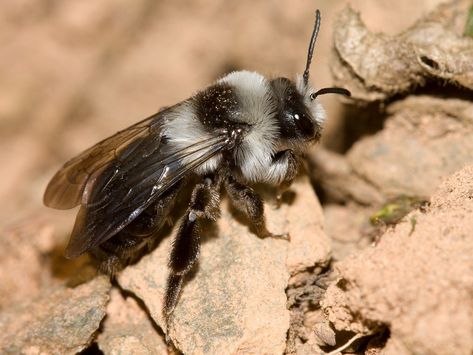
left=310, top=87, right=351, bottom=100
left=302, top=9, right=321, bottom=88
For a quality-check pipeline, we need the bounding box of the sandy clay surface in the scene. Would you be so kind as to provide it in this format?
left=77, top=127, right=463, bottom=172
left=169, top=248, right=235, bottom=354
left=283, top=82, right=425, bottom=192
left=0, top=0, right=472, bottom=354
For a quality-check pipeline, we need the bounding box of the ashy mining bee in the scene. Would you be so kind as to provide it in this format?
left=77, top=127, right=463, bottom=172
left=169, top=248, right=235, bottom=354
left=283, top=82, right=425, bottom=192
left=44, top=10, right=350, bottom=326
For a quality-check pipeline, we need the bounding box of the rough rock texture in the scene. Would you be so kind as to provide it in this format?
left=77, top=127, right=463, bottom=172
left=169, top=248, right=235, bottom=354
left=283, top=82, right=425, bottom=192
left=311, top=96, right=473, bottom=206
left=285, top=272, right=336, bottom=355
left=119, top=209, right=289, bottom=355
left=0, top=276, right=110, bottom=354
left=321, top=165, right=473, bottom=355
left=312, top=0, right=473, bottom=207
left=332, top=0, right=473, bottom=102
left=265, top=177, right=331, bottom=274
left=98, top=289, right=168, bottom=355
left=347, top=97, right=473, bottom=199
left=118, top=177, right=329, bottom=355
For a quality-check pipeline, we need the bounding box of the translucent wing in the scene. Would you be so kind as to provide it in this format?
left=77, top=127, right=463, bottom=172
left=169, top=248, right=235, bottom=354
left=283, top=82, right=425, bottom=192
left=44, top=111, right=164, bottom=210
left=52, top=113, right=230, bottom=258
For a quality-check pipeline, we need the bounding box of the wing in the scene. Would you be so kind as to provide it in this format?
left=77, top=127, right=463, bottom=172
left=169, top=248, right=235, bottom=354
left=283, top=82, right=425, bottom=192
left=51, top=111, right=231, bottom=258
left=44, top=111, right=165, bottom=210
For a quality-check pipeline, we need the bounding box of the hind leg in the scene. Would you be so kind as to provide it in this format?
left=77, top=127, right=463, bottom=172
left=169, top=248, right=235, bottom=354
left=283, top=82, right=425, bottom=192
left=163, top=178, right=220, bottom=328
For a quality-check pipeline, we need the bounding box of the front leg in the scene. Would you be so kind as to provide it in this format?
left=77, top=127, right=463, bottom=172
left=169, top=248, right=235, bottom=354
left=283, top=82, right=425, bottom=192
left=225, top=175, right=289, bottom=240
left=267, top=149, right=299, bottom=187
left=267, top=149, right=299, bottom=205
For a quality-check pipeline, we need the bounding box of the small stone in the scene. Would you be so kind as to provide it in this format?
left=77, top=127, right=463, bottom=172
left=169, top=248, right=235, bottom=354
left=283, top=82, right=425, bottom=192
left=313, top=322, right=336, bottom=347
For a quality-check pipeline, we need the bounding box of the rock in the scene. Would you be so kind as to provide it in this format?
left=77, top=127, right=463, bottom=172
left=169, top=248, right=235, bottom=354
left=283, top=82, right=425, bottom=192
left=323, top=203, right=373, bottom=261
left=332, top=0, right=473, bottom=102
left=98, top=289, right=168, bottom=355
left=348, top=96, right=473, bottom=199
left=0, top=216, right=95, bottom=309
left=321, top=165, right=473, bottom=355
left=264, top=176, right=331, bottom=275
left=311, top=96, right=473, bottom=205
left=309, top=148, right=384, bottom=205
left=0, top=276, right=111, bottom=354
left=119, top=205, right=289, bottom=355
left=118, top=177, right=329, bottom=354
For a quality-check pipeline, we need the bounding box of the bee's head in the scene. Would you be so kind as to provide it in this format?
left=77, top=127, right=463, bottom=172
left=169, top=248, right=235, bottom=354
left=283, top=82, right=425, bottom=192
left=271, top=10, right=350, bottom=150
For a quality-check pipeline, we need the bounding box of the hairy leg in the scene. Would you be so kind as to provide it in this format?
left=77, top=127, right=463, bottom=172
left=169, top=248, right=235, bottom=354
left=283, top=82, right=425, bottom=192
left=267, top=150, right=299, bottom=206
left=163, top=178, right=220, bottom=328
left=225, top=175, right=289, bottom=240
left=267, top=149, right=299, bottom=188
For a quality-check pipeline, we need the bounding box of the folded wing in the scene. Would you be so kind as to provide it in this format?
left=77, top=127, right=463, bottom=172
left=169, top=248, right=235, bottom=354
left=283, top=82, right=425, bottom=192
left=44, top=108, right=229, bottom=257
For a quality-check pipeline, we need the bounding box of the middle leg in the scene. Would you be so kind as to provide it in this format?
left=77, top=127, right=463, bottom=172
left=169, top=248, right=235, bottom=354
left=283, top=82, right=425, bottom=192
left=225, top=175, right=289, bottom=240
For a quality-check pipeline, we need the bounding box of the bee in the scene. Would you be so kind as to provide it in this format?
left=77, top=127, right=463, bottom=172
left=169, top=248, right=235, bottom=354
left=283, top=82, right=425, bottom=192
left=44, top=9, right=350, bottom=325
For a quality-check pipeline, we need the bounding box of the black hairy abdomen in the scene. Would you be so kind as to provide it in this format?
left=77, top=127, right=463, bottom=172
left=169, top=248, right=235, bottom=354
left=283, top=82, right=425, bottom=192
left=90, top=175, right=183, bottom=271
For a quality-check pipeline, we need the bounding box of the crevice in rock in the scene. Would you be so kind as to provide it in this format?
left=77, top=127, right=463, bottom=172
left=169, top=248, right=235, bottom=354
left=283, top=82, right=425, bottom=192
left=285, top=266, right=333, bottom=354
left=79, top=342, right=104, bottom=355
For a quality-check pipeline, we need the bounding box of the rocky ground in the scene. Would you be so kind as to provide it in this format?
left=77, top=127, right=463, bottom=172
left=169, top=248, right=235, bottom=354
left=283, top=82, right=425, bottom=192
left=1, top=0, right=472, bottom=354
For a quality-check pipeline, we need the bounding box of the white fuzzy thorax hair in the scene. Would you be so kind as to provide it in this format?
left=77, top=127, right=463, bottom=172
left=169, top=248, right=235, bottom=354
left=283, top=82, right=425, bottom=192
left=219, top=71, right=280, bottom=182
left=163, top=101, right=222, bottom=174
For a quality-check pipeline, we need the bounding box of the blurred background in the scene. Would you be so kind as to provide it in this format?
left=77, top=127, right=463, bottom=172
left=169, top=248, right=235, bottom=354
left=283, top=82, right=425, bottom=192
left=0, top=0, right=444, bottom=225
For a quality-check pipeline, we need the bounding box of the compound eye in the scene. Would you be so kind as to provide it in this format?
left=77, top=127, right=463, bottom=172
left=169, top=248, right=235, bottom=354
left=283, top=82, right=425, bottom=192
left=293, top=112, right=314, bottom=135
